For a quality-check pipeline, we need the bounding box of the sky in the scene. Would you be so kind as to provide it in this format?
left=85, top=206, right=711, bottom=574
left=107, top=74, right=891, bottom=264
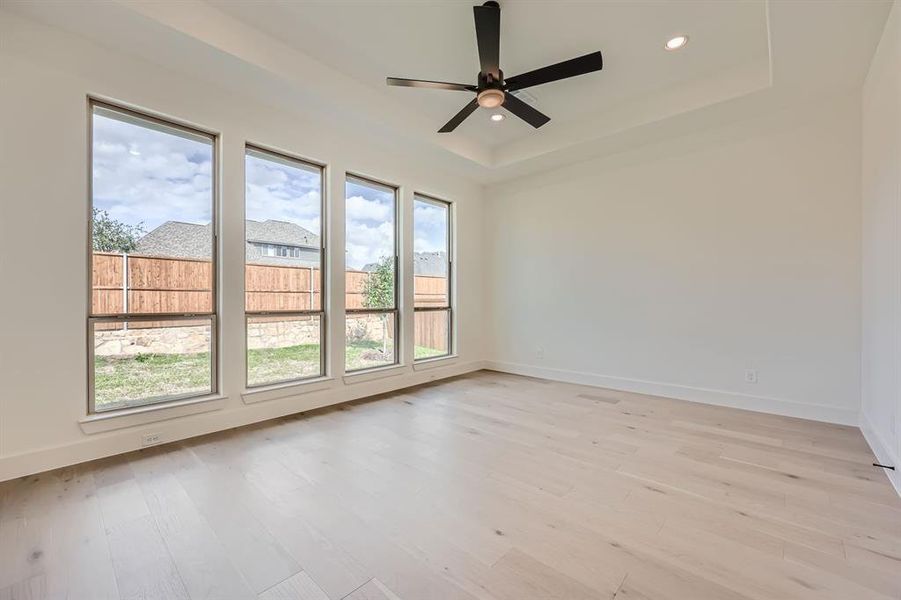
left=413, top=198, right=448, bottom=257
left=345, top=179, right=396, bottom=270
left=92, top=111, right=213, bottom=232
left=92, top=109, right=446, bottom=269
left=246, top=150, right=321, bottom=234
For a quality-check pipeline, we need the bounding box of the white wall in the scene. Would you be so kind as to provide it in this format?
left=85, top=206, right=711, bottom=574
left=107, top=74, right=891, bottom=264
left=484, top=95, right=863, bottom=425
left=861, top=0, right=901, bottom=494
left=0, top=12, right=485, bottom=481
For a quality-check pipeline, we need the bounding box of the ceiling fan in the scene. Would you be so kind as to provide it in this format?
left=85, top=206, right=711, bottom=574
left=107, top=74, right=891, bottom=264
left=386, top=1, right=603, bottom=133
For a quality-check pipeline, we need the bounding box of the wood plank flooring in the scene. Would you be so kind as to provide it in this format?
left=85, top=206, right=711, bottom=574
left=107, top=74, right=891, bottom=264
left=1, top=370, right=899, bottom=600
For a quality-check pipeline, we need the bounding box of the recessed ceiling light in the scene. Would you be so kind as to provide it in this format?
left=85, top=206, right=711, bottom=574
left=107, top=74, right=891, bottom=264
left=490, top=113, right=505, bottom=122
left=665, top=35, right=689, bottom=51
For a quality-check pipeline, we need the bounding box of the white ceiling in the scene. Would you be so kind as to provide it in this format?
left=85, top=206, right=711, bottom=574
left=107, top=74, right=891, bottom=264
left=3, top=0, right=893, bottom=183
left=208, top=0, right=770, bottom=148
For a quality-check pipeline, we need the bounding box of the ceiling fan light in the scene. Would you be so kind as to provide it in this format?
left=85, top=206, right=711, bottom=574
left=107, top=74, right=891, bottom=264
left=665, top=35, right=689, bottom=51
left=490, top=113, right=505, bottom=122
left=477, top=89, right=505, bottom=108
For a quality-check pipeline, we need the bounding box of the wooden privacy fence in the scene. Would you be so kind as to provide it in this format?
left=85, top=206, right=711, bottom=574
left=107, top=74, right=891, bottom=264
left=92, top=252, right=448, bottom=348
left=93, top=253, right=213, bottom=315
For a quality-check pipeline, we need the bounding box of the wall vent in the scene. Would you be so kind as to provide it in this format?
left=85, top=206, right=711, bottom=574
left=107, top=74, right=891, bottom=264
left=509, top=89, right=539, bottom=106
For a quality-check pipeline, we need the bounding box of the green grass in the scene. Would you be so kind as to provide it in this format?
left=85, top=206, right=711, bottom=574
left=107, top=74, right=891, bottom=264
left=94, top=352, right=211, bottom=410
left=95, top=341, right=451, bottom=409
left=345, top=339, right=395, bottom=371
left=247, top=343, right=321, bottom=386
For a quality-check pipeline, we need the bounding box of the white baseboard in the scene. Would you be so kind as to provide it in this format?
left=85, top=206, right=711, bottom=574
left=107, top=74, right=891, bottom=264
left=484, top=361, right=859, bottom=426
left=859, top=410, right=901, bottom=498
left=0, top=360, right=487, bottom=482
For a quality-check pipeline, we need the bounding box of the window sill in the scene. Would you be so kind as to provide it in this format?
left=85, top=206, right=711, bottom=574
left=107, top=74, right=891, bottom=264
left=79, top=394, right=227, bottom=434
left=413, top=354, right=459, bottom=371
left=343, top=363, right=407, bottom=384
left=242, top=376, right=334, bottom=405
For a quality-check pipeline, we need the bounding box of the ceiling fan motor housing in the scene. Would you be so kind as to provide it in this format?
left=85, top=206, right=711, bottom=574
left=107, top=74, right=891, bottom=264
left=476, top=69, right=505, bottom=107
left=477, top=88, right=505, bottom=108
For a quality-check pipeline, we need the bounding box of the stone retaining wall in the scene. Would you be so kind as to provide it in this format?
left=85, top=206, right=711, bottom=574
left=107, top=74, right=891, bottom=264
left=94, top=314, right=391, bottom=356
left=94, top=324, right=211, bottom=356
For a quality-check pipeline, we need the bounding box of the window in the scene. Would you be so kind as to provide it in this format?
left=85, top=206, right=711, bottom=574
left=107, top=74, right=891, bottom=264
left=89, top=101, right=217, bottom=412
left=245, top=146, right=325, bottom=387
left=413, top=195, right=452, bottom=360
left=258, top=243, right=305, bottom=259
left=345, top=175, right=398, bottom=372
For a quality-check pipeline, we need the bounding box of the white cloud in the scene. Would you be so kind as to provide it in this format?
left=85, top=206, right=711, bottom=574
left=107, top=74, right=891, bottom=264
left=345, top=220, right=394, bottom=270
left=245, top=153, right=322, bottom=234
left=92, top=113, right=213, bottom=231
left=346, top=195, right=392, bottom=222
left=413, top=201, right=447, bottom=253
left=414, top=236, right=442, bottom=253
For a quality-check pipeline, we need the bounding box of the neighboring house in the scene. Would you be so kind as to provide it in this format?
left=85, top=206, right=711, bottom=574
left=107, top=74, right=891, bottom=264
left=363, top=251, right=447, bottom=277
left=245, top=219, right=320, bottom=266
left=137, top=220, right=447, bottom=275
left=135, top=220, right=321, bottom=267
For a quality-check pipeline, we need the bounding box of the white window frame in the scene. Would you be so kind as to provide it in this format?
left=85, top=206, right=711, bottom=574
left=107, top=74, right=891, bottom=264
left=244, top=144, right=327, bottom=388
left=87, top=98, right=219, bottom=414
left=345, top=174, right=401, bottom=373
left=413, top=194, right=453, bottom=361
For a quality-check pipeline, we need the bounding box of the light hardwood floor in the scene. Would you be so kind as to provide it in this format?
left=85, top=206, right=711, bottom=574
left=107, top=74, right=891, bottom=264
left=1, top=371, right=899, bottom=600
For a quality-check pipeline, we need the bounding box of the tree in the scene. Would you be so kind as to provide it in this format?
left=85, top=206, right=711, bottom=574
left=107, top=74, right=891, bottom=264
left=92, top=208, right=145, bottom=253
left=362, top=256, right=395, bottom=354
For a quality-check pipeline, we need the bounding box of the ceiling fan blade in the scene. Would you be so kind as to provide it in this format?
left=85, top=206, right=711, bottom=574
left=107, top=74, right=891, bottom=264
left=386, top=77, right=477, bottom=92
left=438, top=98, right=479, bottom=133
left=473, top=2, right=500, bottom=78
left=503, top=92, right=550, bottom=128
left=505, top=51, right=603, bottom=91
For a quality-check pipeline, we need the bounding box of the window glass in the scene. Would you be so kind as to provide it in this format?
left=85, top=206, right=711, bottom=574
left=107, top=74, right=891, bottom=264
left=92, top=318, right=213, bottom=410
left=413, top=195, right=451, bottom=360
left=345, top=176, right=396, bottom=310
left=244, top=147, right=324, bottom=386
left=89, top=103, right=216, bottom=412
left=413, top=198, right=449, bottom=307
left=414, top=310, right=450, bottom=360
left=247, top=315, right=323, bottom=387
left=91, top=106, right=214, bottom=316
left=346, top=313, right=397, bottom=371
left=345, top=176, right=398, bottom=371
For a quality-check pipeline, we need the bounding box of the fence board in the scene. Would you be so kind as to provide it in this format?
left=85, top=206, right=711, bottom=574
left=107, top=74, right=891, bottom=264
left=414, top=310, right=449, bottom=353
left=128, top=255, right=212, bottom=292
left=92, top=253, right=449, bottom=346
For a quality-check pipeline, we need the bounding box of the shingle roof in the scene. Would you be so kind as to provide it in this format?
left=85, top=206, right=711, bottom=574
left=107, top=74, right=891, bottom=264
left=364, top=251, right=447, bottom=276
left=134, top=221, right=214, bottom=260
left=246, top=219, right=319, bottom=248
left=135, top=220, right=320, bottom=264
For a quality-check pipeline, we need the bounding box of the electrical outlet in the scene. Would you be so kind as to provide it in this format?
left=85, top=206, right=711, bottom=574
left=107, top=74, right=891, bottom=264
left=744, top=369, right=758, bottom=384
left=142, top=432, right=162, bottom=447
left=536, top=346, right=545, bottom=360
